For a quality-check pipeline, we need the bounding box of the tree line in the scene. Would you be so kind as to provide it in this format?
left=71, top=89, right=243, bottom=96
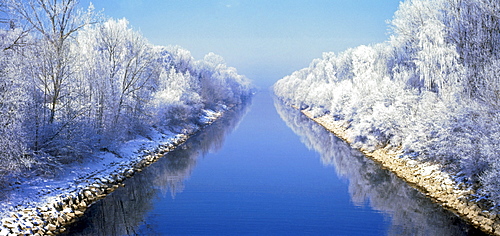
left=0, top=0, right=252, bottom=181
left=274, top=0, right=500, bottom=206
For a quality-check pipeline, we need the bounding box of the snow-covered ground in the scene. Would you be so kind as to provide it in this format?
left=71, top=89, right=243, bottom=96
left=0, top=2, right=254, bottom=234
left=0, top=108, right=224, bottom=235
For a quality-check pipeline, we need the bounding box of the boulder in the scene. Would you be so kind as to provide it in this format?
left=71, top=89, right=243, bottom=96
left=57, top=215, right=67, bottom=224
left=46, top=223, right=57, bottom=232
left=78, top=201, right=87, bottom=208
left=75, top=210, right=84, bottom=217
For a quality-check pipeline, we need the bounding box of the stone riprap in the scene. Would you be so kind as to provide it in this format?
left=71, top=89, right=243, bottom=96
left=0, top=135, right=187, bottom=236
left=0, top=106, right=230, bottom=236
left=301, top=109, right=500, bottom=236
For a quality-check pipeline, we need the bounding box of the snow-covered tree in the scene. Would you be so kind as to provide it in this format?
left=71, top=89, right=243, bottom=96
left=8, top=0, right=94, bottom=124
left=0, top=1, right=252, bottom=182
left=274, top=0, right=500, bottom=206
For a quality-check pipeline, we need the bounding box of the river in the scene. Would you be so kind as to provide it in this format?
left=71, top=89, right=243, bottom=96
left=63, top=92, right=484, bottom=235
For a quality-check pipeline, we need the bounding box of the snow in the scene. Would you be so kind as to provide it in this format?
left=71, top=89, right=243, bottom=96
left=0, top=1, right=254, bottom=234
left=199, top=109, right=223, bottom=124
left=273, top=0, right=500, bottom=207
left=0, top=106, right=223, bottom=220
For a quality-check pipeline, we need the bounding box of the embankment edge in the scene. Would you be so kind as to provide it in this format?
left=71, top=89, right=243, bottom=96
left=0, top=108, right=229, bottom=236
left=301, top=109, right=500, bottom=236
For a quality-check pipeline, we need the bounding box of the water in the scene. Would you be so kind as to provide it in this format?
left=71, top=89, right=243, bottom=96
left=64, top=92, right=484, bottom=235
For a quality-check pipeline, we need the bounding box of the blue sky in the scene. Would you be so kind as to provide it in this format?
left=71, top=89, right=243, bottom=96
left=79, top=0, right=402, bottom=87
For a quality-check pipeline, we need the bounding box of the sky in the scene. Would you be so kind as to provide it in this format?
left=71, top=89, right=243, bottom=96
left=78, top=0, right=402, bottom=88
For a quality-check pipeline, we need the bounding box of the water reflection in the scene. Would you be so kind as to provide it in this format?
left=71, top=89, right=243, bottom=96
left=273, top=97, right=484, bottom=236
left=63, top=100, right=252, bottom=236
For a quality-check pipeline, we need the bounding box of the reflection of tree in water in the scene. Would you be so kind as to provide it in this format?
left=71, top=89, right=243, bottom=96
left=63, top=100, right=252, bottom=236
left=274, top=98, right=485, bottom=236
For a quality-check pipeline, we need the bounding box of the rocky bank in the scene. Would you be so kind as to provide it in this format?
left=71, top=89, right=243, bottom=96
left=0, top=108, right=229, bottom=236
left=0, top=134, right=189, bottom=236
left=301, top=109, right=500, bottom=236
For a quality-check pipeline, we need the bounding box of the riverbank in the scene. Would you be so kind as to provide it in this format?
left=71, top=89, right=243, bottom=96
left=0, top=108, right=228, bottom=236
left=300, top=108, right=500, bottom=236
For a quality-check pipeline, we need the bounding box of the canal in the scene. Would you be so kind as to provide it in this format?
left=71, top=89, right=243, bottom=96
left=64, top=91, right=483, bottom=235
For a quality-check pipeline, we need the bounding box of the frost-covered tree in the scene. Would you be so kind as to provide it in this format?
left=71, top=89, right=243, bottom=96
left=274, top=0, right=500, bottom=206
left=0, top=27, right=33, bottom=179
left=151, top=65, right=201, bottom=129
left=0, top=1, right=252, bottom=182
left=8, top=0, right=94, bottom=124
left=99, top=19, right=157, bottom=136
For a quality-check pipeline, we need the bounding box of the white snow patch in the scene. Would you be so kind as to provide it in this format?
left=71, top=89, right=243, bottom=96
left=0, top=130, right=181, bottom=220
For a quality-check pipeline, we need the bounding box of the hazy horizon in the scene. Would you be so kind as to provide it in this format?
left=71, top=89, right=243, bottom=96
left=79, top=0, right=401, bottom=87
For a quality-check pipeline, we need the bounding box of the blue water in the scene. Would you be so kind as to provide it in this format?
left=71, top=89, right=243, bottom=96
left=65, top=92, right=483, bottom=235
